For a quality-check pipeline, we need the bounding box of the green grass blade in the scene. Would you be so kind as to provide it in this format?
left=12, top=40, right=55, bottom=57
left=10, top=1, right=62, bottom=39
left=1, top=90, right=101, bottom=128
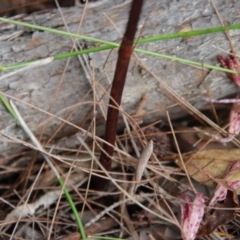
left=0, top=17, right=118, bottom=46
left=0, top=44, right=238, bottom=75
left=0, top=17, right=240, bottom=45
left=0, top=17, right=239, bottom=74
left=58, top=178, right=87, bottom=240
left=133, top=48, right=238, bottom=74
left=0, top=45, right=112, bottom=71
left=0, top=94, right=18, bottom=121
left=137, top=24, right=240, bottom=43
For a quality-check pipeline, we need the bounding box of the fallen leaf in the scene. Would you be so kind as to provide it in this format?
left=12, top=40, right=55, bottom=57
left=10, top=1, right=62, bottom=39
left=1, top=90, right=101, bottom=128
left=175, top=149, right=240, bottom=192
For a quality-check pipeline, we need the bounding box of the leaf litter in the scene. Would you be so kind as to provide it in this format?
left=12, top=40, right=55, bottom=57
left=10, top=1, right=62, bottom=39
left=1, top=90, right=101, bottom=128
left=2, top=1, right=240, bottom=240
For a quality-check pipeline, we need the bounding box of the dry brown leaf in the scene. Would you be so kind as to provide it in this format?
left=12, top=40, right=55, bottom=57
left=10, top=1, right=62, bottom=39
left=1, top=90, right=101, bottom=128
left=197, top=190, right=238, bottom=237
left=175, top=149, right=240, bottom=192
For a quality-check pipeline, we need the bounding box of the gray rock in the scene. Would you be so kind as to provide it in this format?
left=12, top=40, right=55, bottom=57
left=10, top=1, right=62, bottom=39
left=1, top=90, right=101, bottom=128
left=0, top=0, right=239, bottom=157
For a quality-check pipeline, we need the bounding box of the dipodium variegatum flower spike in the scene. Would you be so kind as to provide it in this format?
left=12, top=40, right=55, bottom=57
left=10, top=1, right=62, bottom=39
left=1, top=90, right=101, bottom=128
left=180, top=193, right=205, bottom=240
left=228, top=97, right=240, bottom=136
left=218, top=55, right=240, bottom=87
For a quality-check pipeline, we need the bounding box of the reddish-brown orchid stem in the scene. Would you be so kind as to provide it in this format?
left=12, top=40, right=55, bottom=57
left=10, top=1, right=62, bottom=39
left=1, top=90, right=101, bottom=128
left=93, top=0, right=144, bottom=190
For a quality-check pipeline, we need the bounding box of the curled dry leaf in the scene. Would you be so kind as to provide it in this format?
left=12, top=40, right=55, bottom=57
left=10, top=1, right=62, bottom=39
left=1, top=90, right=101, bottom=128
left=175, top=149, right=240, bottom=193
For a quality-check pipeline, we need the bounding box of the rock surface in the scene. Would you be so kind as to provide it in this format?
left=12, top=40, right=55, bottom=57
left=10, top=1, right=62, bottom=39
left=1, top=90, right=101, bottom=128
left=0, top=0, right=239, bottom=157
